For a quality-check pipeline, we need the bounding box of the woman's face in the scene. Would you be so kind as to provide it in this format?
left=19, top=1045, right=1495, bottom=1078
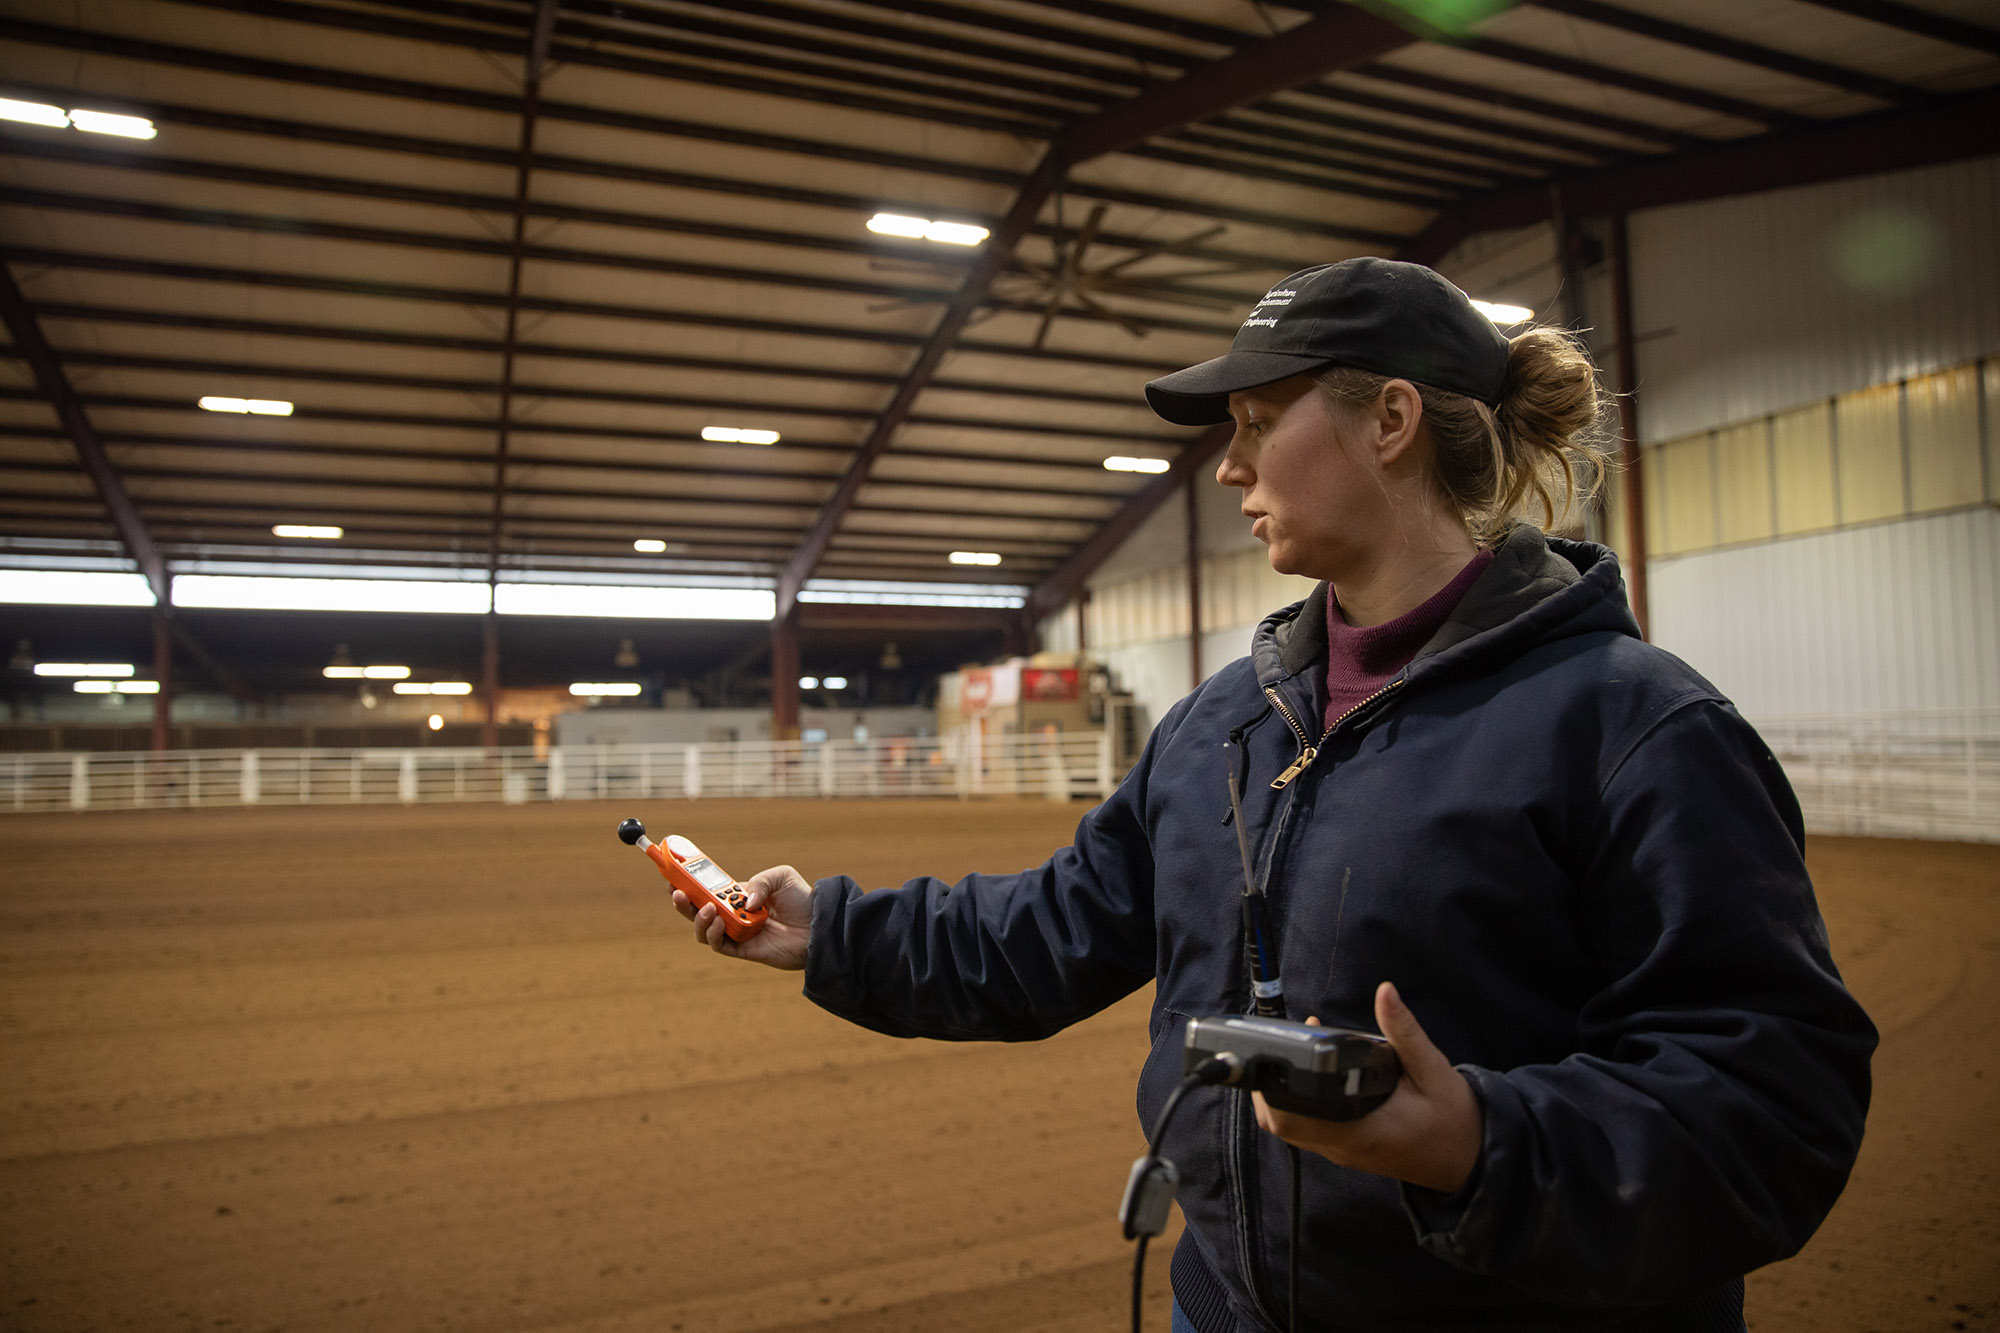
left=1217, top=374, right=1391, bottom=583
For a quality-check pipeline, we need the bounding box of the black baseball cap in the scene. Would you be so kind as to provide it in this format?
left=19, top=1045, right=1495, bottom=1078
left=1143, top=257, right=1511, bottom=426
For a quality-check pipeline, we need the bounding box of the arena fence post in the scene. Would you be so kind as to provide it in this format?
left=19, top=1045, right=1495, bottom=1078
left=398, top=752, right=417, bottom=805
left=241, top=751, right=260, bottom=806
left=69, top=753, right=89, bottom=810
left=684, top=745, right=701, bottom=800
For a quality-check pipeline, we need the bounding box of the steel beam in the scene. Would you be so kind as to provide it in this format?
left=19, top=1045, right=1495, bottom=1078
left=775, top=7, right=1420, bottom=623
left=1022, top=425, right=1232, bottom=629
left=0, top=253, right=168, bottom=604
left=1400, top=86, right=2000, bottom=266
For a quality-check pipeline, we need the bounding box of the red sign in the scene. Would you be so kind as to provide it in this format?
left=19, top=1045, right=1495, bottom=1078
left=1022, top=667, right=1079, bottom=702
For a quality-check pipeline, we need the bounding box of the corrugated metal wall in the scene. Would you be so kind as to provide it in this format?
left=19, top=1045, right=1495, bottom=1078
left=1632, top=155, right=2000, bottom=445
left=1650, top=506, right=2000, bottom=715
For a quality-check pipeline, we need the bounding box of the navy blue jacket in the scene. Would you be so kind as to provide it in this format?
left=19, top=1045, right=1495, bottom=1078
left=804, top=529, right=1875, bottom=1331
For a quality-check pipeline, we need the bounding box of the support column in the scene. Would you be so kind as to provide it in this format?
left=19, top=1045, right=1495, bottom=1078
left=770, top=610, right=800, bottom=741
left=1185, top=469, right=1202, bottom=689
left=150, top=602, right=173, bottom=752
left=1609, top=212, right=1650, bottom=640
left=481, top=611, right=501, bottom=751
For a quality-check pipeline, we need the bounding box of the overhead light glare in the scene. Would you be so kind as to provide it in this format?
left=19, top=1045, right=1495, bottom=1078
left=273, top=524, right=343, bottom=540
left=199, top=396, right=294, bottom=415
left=173, top=575, right=490, bottom=615
left=1104, top=456, right=1171, bottom=474
left=799, top=676, right=820, bottom=689
left=74, top=680, right=115, bottom=694
left=948, top=551, right=1002, bottom=566
left=0, top=98, right=69, bottom=128
left=35, top=662, right=136, bottom=677
left=701, top=426, right=780, bottom=445
left=570, top=682, right=643, bottom=697
left=362, top=665, right=411, bottom=679
left=116, top=680, right=161, bottom=694
left=497, top=583, right=774, bottom=621
left=867, top=212, right=987, bottom=246
left=0, top=571, right=156, bottom=607
left=822, top=675, right=848, bottom=690
left=69, top=108, right=157, bottom=139
left=394, top=681, right=472, bottom=695
left=923, top=220, right=989, bottom=246
left=428, top=714, right=445, bottom=731
left=633, top=539, right=668, bottom=553
left=322, top=665, right=366, bottom=678
left=1470, top=299, right=1534, bottom=326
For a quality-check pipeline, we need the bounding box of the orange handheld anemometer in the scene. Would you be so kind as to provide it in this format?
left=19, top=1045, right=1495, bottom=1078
left=617, top=818, right=767, bottom=942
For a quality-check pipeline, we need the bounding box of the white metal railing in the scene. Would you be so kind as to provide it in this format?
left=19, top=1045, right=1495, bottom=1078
left=1, top=730, right=1118, bottom=814
left=8, top=713, right=1993, bottom=843
left=1750, top=709, right=2000, bottom=844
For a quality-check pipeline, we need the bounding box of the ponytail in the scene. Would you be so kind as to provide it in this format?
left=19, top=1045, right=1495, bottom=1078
left=1314, top=325, right=1610, bottom=543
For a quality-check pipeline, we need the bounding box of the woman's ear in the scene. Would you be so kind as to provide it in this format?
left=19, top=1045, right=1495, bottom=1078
left=1373, top=380, right=1426, bottom=466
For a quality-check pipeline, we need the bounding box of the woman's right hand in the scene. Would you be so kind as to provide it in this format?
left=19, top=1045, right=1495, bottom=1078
left=671, top=864, right=812, bottom=971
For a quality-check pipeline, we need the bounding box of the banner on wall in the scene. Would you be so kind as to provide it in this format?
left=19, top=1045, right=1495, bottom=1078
left=1021, top=667, right=1080, bottom=702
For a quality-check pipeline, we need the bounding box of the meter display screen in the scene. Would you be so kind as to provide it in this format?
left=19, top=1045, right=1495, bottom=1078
left=684, top=857, right=732, bottom=892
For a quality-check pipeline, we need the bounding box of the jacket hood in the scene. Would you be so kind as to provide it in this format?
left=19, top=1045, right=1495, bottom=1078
left=1250, top=525, right=1642, bottom=692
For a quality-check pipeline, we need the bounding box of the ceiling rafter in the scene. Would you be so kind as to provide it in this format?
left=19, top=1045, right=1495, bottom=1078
left=0, top=254, right=169, bottom=604
left=1401, top=84, right=2000, bottom=264
left=773, top=3, right=1419, bottom=621
left=1528, top=0, right=1934, bottom=106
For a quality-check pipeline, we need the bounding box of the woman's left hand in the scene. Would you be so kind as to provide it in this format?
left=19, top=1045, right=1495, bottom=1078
left=1253, top=981, right=1484, bottom=1195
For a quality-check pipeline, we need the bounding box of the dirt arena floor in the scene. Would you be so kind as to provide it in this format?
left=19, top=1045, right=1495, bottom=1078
left=1, top=799, right=1994, bottom=1332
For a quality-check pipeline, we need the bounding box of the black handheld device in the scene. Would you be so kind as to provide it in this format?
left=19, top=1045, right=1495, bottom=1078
left=1183, top=1014, right=1400, bottom=1120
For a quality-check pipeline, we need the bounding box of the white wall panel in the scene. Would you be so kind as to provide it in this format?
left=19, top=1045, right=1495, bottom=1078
left=1632, top=155, right=2000, bottom=443
left=1649, top=507, right=2000, bottom=715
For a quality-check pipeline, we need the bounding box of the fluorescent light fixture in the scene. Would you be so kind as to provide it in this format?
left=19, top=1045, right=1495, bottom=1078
left=393, top=681, right=472, bottom=695
left=35, top=662, right=136, bottom=677
left=199, top=396, right=294, bottom=415
left=362, top=665, right=411, bottom=679
left=68, top=108, right=156, bottom=139
left=949, top=551, right=1002, bottom=566
left=1470, top=299, right=1534, bottom=325
left=867, top=213, right=929, bottom=238
left=569, top=682, right=643, bottom=697
left=822, top=675, right=848, bottom=689
left=322, top=666, right=366, bottom=679
left=495, top=583, right=775, bottom=620
left=700, top=426, right=781, bottom=445
left=867, top=212, right=988, bottom=246
left=924, top=221, right=989, bottom=246
left=74, top=680, right=115, bottom=694
left=173, top=575, right=490, bottom=615
left=0, top=570, right=156, bottom=606
left=272, top=524, right=343, bottom=540
left=800, top=579, right=1026, bottom=609
left=116, top=680, right=160, bottom=694
left=427, top=714, right=444, bottom=731
left=633, top=539, right=668, bottom=553
left=392, top=682, right=429, bottom=695
left=1104, top=456, right=1171, bottom=474
left=0, top=98, right=69, bottom=128
left=799, top=676, right=819, bottom=689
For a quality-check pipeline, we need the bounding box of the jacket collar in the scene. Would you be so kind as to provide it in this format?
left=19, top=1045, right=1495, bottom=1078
left=1254, top=525, right=1638, bottom=692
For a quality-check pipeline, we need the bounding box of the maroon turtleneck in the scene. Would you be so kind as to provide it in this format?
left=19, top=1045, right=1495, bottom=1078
left=1323, top=549, right=1495, bottom=729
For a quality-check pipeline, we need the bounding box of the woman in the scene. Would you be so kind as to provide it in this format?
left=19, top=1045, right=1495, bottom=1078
left=676, top=258, right=1875, bottom=1332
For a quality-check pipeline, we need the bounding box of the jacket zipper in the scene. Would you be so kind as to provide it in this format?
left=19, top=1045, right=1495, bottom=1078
left=1263, top=679, right=1403, bottom=790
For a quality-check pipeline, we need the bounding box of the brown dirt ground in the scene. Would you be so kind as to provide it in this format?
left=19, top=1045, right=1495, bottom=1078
left=0, top=800, right=1993, bottom=1332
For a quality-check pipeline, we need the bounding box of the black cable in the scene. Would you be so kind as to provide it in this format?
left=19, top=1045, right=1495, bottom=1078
left=1128, top=1057, right=1234, bottom=1333
left=1287, top=1144, right=1302, bottom=1333
left=1131, top=1233, right=1148, bottom=1333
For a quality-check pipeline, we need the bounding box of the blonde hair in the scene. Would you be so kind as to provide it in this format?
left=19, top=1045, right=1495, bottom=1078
left=1314, top=326, right=1610, bottom=544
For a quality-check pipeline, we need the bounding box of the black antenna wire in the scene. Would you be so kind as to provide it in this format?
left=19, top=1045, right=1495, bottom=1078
left=1225, top=744, right=1285, bottom=1019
